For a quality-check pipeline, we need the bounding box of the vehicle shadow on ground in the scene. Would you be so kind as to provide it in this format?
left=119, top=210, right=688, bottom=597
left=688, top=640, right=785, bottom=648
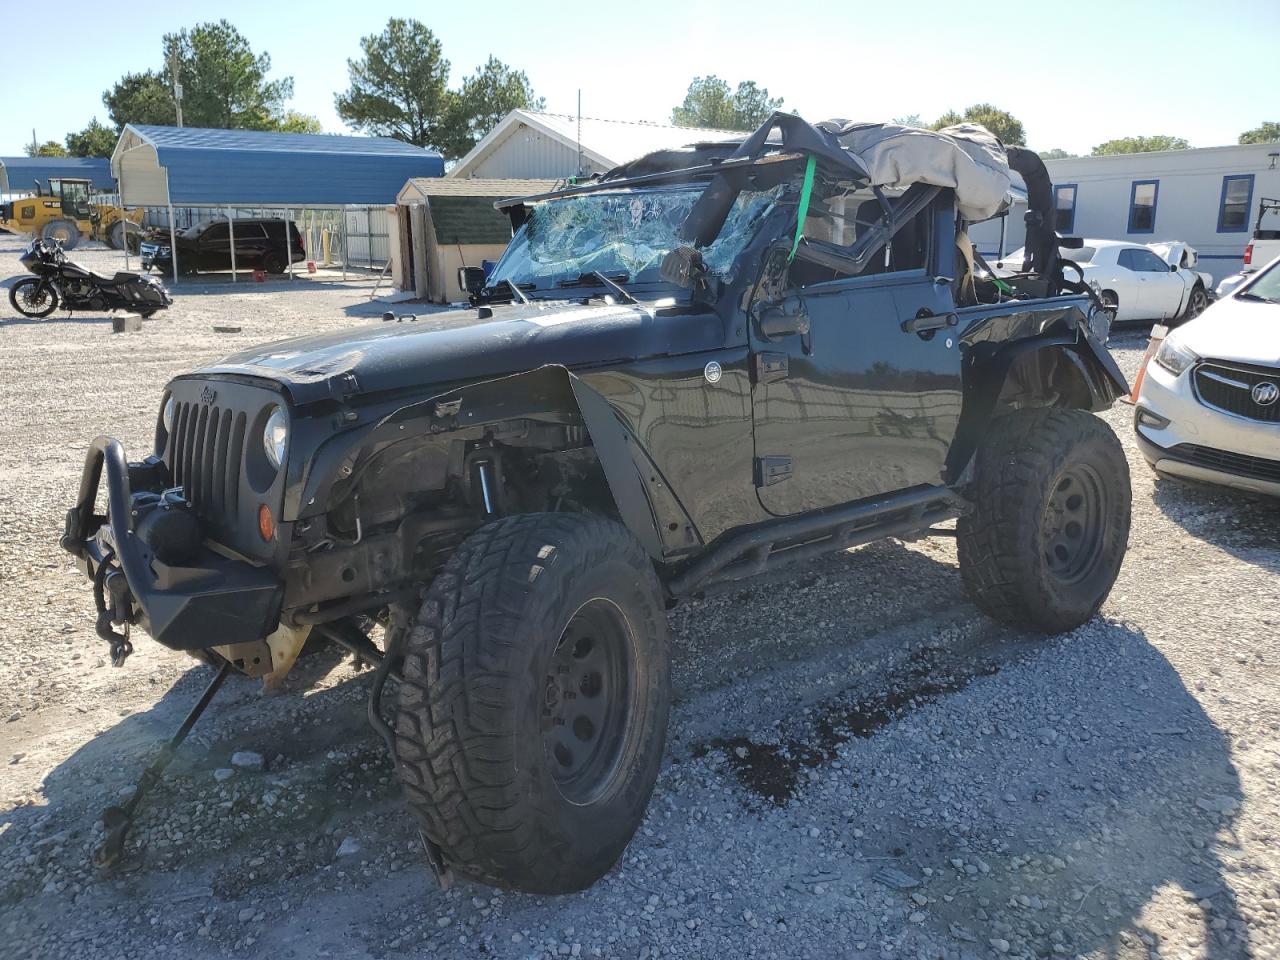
left=1151, top=473, right=1280, bottom=569
left=0, top=544, right=1252, bottom=959
left=683, top=611, right=1252, bottom=959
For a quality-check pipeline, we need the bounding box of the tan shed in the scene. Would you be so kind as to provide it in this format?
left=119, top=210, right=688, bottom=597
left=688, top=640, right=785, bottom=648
left=395, top=177, right=557, bottom=304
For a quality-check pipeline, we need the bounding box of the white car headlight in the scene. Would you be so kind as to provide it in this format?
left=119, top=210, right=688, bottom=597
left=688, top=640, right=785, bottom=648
left=263, top=406, right=288, bottom=469
left=1153, top=337, right=1198, bottom=377
left=162, top=395, right=175, bottom=433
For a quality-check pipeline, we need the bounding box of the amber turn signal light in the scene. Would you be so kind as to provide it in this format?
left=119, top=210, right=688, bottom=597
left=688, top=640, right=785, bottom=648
left=258, top=503, right=275, bottom=541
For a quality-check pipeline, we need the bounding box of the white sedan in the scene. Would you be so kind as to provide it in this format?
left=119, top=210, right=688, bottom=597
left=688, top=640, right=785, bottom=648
left=994, top=239, right=1212, bottom=324
left=1134, top=257, right=1280, bottom=496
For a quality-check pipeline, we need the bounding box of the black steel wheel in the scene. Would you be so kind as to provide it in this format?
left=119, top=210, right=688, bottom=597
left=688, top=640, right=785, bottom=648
left=958, top=409, right=1131, bottom=633
left=395, top=513, right=670, bottom=893
left=543, top=597, right=637, bottom=805
left=8, top=278, right=59, bottom=318
left=1041, top=465, right=1107, bottom=584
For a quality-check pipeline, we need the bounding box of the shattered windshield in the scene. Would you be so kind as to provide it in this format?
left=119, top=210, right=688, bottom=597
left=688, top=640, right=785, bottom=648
left=489, top=184, right=783, bottom=292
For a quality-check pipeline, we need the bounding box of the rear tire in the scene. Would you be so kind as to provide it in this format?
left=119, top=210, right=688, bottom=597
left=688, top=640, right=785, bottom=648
left=41, top=219, right=79, bottom=250
left=108, top=220, right=141, bottom=253
left=957, top=409, right=1130, bottom=633
left=8, top=278, right=59, bottom=318
left=262, top=252, right=285, bottom=274
left=394, top=513, right=671, bottom=893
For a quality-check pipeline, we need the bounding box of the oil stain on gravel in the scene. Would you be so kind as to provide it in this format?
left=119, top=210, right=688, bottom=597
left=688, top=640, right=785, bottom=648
left=698, top=650, right=999, bottom=805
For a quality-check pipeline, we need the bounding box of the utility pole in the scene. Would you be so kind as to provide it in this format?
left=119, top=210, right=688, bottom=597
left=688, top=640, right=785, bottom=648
left=169, top=47, right=184, bottom=128
left=31, top=128, right=37, bottom=154
left=576, top=90, right=583, bottom=179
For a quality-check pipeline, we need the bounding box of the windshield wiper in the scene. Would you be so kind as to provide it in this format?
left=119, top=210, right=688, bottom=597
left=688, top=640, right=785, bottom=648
left=1235, top=291, right=1278, bottom=304
left=557, top=271, right=637, bottom=305
left=483, top=278, right=532, bottom=304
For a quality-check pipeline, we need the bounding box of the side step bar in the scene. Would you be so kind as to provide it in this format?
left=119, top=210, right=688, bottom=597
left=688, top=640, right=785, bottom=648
left=667, top=485, right=964, bottom=597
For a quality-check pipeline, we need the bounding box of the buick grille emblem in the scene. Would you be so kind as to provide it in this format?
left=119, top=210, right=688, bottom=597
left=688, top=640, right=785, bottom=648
left=1252, top=381, right=1279, bottom=406
left=200, top=386, right=218, bottom=405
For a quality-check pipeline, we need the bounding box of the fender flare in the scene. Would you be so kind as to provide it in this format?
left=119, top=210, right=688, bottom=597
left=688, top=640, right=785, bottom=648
left=945, top=332, right=1128, bottom=481
left=291, top=365, right=694, bottom=562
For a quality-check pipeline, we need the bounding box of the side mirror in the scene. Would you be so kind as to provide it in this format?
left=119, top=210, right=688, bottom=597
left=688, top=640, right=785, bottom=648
left=457, top=266, right=487, bottom=295
left=659, top=245, right=707, bottom=288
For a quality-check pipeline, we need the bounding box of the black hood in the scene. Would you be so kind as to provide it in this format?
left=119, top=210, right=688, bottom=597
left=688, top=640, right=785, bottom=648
left=190, top=299, right=723, bottom=405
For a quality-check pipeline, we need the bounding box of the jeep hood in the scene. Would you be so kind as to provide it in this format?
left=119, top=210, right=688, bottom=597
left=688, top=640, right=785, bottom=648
left=192, top=300, right=722, bottom=404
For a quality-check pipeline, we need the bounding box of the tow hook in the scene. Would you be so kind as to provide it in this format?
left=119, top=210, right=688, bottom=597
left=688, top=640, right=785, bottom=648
left=92, top=550, right=135, bottom=667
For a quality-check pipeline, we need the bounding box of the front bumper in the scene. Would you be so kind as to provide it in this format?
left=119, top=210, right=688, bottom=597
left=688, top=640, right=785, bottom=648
left=62, top=437, right=284, bottom=650
left=1134, top=358, right=1280, bottom=497
left=138, top=241, right=170, bottom=272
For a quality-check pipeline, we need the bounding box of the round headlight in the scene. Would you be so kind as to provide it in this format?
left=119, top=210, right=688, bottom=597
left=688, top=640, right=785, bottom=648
left=263, top=406, right=288, bottom=470
left=162, top=395, right=175, bottom=433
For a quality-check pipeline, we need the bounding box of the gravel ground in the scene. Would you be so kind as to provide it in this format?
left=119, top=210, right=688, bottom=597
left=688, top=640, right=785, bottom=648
left=0, top=234, right=1277, bottom=960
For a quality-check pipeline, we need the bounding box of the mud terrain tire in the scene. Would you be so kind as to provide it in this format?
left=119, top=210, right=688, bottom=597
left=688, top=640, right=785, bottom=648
left=957, top=409, right=1130, bottom=633
left=394, top=513, right=671, bottom=893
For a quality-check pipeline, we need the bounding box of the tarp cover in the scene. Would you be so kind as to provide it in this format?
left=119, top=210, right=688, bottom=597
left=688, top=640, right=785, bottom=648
left=816, top=121, right=1012, bottom=222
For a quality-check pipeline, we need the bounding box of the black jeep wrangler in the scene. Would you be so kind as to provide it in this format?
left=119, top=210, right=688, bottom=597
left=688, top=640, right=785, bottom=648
left=63, top=114, right=1130, bottom=893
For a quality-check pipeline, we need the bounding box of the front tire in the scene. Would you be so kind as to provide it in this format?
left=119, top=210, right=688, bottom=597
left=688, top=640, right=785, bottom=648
left=395, top=513, right=671, bottom=893
left=41, top=219, right=80, bottom=250
left=8, top=278, right=59, bottom=318
left=1180, top=285, right=1208, bottom=323
left=1099, top=289, right=1119, bottom=324
left=957, top=409, right=1131, bottom=633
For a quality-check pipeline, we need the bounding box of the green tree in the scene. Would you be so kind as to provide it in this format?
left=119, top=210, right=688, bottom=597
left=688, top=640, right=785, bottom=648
left=1037, top=148, right=1076, bottom=160
left=278, top=111, right=324, bottom=134
left=24, top=140, right=68, bottom=157
left=335, top=18, right=451, bottom=148
left=1239, top=122, right=1280, bottom=145
left=102, top=21, right=295, bottom=131
left=671, top=76, right=784, bottom=131
left=893, top=114, right=924, bottom=127
left=438, top=56, right=545, bottom=159
left=931, top=103, right=1025, bottom=146
left=1091, top=135, right=1189, bottom=155
left=65, top=118, right=119, bottom=157
left=103, top=71, right=174, bottom=128
left=167, top=21, right=294, bottom=129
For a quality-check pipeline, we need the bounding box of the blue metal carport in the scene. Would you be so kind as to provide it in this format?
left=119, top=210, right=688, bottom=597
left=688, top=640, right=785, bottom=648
left=111, top=124, right=444, bottom=282
left=0, top=157, right=114, bottom=193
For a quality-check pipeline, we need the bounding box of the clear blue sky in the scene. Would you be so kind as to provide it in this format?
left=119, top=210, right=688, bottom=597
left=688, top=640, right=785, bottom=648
left=3, top=0, right=1275, bottom=157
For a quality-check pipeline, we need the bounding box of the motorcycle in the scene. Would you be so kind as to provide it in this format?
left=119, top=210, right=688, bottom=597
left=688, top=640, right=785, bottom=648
left=8, top=237, right=172, bottom=319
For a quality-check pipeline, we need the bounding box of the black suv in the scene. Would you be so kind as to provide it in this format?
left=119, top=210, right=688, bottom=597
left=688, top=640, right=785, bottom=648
left=140, top=217, right=306, bottom=275
left=63, top=114, right=1130, bottom=893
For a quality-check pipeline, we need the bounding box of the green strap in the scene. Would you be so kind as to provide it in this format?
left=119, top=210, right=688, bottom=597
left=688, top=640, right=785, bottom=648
left=788, top=154, right=816, bottom=262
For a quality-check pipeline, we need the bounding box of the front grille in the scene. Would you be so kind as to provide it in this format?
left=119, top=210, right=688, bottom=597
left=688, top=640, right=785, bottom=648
left=1193, top=361, right=1280, bottom=423
left=165, top=401, right=247, bottom=521
left=1171, top=444, right=1280, bottom=484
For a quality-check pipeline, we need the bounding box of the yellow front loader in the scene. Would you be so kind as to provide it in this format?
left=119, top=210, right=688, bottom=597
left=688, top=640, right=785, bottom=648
left=0, top=178, right=143, bottom=251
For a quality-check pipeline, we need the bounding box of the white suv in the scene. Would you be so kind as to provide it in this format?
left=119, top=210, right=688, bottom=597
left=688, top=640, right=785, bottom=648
left=1136, top=254, right=1280, bottom=496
